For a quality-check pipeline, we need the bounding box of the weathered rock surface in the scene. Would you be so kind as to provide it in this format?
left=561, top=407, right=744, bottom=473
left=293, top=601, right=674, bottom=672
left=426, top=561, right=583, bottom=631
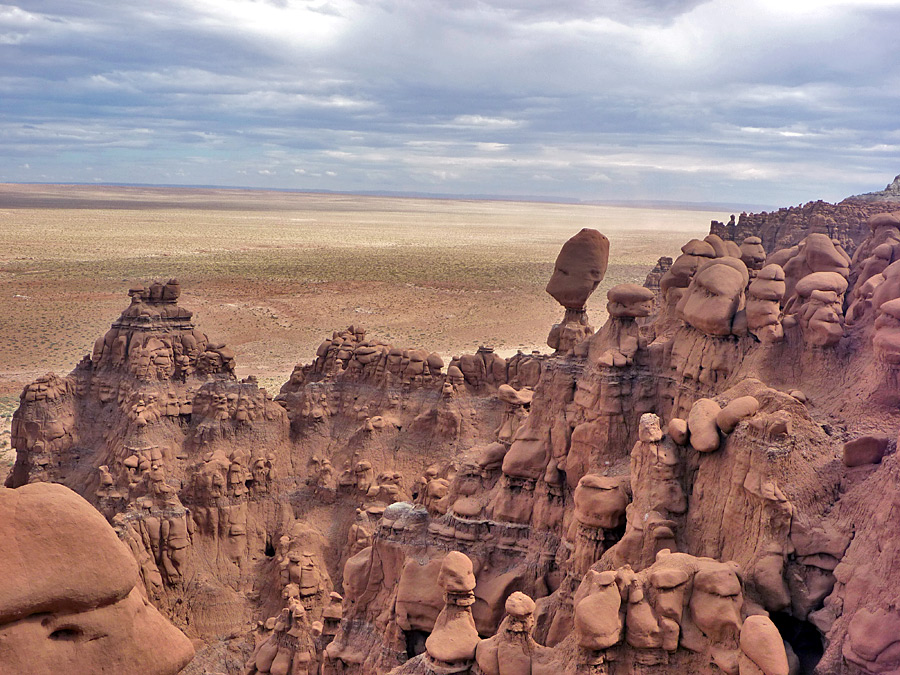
left=850, top=174, right=900, bottom=203
left=0, top=482, right=194, bottom=674
left=6, top=204, right=900, bottom=675
left=709, top=200, right=892, bottom=259
left=546, top=228, right=610, bottom=353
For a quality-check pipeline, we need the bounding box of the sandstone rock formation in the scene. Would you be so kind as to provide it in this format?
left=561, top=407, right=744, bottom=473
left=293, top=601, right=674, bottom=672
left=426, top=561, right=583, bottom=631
left=850, top=173, right=900, bottom=203
left=709, top=200, right=890, bottom=258
left=0, top=482, right=194, bottom=674
left=546, top=228, right=610, bottom=353
left=6, top=207, right=900, bottom=675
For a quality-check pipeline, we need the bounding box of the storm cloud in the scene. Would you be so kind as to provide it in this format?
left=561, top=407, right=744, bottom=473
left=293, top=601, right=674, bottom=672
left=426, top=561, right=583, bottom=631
left=2, top=0, right=899, bottom=205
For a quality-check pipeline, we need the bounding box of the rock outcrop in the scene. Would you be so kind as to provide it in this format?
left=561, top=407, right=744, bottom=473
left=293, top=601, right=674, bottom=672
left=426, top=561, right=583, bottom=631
left=850, top=174, right=900, bottom=203
left=709, top=200, right=892, bottom=259
left=546, top=228, right=610, bottom=353
left=0, top=482, right=194, bottom=675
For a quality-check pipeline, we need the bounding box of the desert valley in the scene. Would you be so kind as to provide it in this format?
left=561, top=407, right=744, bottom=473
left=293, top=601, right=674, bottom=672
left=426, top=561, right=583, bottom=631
left=0, top=185, right=717, bottom=470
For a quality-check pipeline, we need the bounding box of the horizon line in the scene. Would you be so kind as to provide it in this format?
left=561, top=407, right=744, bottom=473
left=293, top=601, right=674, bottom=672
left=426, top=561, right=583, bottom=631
left=0, top=180, right=781, bottom=214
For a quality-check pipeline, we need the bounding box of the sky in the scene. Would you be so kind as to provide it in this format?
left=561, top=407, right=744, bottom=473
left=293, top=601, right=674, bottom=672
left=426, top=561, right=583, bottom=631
left=1, top=0, right=899, bottom=207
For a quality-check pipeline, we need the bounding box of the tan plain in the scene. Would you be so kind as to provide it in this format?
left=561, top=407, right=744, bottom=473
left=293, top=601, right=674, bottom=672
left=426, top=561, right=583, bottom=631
left=0, top=183, right=718, bottom=467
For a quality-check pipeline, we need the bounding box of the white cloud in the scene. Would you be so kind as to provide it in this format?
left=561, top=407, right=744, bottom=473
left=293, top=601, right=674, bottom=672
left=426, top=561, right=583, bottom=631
left=0, top=0, right=898, bottom=205
left=476, top=142, right=508, bottom=151
left=450, top=115, right=523, bottom=128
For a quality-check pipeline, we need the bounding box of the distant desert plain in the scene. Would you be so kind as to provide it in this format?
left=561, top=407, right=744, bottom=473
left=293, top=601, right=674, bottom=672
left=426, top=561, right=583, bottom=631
left=0, top=183, right=726, bottom=466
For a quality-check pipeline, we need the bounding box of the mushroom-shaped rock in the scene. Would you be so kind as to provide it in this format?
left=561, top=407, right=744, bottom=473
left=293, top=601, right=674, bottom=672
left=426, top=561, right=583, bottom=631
left=793, top=272, right=847, bottom=347
left=426, top=352, right=444, bottom=373
left=803, top=233, right=850, bottom=277
left=688, top=399, right=722, bottom=452
left=659, top=240, right=717, bottom=302
left=794, top=271, right=849, bottom=298
left=751, top=264, right=787, bottom=299
left=546, top=228, right=610, bottom=310
left=704, top=234, right=741, bottom=259
left=505, top=591, right=535, bottom=619
left=677, top=258, right=749, bottom=336
left=683, top=239, right=717, bottom=258
left=475, top=592, right=553, bottom=675
left=438, top=551, right=477, bottom=594
left=740, top=237, right=767, bottom=271
left=739, top=615, right=789, bottom=675
left=747, top=264, right=786, bottom=342
left=425, top=552, right=481, bottom=666
left=574, top=475, right=630, bottom=530
left=574, top=571, right=623, bottom=650
left=502, top=425, right=550, bottom=480
left=607, top=283, right=655, bottom=318
left=868, top=212, right=900, bottom=232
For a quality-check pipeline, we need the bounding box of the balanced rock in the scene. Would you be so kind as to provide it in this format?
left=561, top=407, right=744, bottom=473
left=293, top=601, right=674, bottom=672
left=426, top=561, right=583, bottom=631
left=546, top=228, right=610, bottom=310
left=607, top=283, right=655, bottom=318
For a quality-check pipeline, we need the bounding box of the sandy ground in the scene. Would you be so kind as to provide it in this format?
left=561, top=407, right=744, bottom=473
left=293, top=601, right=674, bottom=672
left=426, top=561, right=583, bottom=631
left=0, top=184, right=720, bottom=446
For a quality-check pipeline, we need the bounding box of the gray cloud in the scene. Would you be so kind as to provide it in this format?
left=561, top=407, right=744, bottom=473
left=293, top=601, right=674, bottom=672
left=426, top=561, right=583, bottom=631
left=1, top=0, right=898, bottom=205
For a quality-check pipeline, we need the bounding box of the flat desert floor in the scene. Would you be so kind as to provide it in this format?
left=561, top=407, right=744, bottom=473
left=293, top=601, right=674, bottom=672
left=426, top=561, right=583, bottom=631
left=0, top=183, right=723, bottom=467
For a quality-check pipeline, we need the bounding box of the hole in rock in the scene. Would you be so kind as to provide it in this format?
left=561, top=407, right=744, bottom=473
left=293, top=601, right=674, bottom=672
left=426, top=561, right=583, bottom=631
left=264, top=539, right=275, bottom=558
left=771, top=612, right=824, bottom=674
left=404, top=629, right=428, bottom=659
left=49, top=627, right=83, bottom=641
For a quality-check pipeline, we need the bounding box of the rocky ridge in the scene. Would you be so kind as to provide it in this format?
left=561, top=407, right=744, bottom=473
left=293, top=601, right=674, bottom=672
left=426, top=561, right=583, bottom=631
left=850, top=174, right=900, bottom=203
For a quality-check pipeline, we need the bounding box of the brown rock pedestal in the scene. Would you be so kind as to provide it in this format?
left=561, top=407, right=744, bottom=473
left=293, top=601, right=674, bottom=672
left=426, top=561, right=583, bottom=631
left=389, top=551, right=481, bottom=675
left=546, top=228, right=610, bottom=352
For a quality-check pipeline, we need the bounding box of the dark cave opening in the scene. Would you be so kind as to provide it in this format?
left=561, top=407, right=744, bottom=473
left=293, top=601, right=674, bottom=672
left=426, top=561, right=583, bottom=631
left=771, top=612, right=824, bottom=674
left=404, top=629, right=429, bottom=660
left=264, top=539, right=275, bottom=558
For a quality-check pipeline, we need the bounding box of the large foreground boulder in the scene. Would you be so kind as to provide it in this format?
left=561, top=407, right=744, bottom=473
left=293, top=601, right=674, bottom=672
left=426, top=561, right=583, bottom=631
left=0, top=483, right=194, bottom=675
